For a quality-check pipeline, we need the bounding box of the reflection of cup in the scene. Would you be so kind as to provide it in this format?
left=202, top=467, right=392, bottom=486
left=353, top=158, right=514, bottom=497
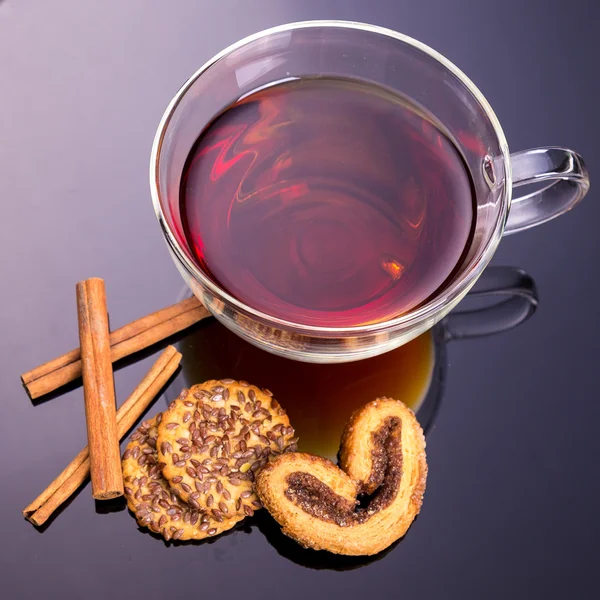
left=168, top=267, right=537, bottom=459
left=151, top=21, right=587, bottom=363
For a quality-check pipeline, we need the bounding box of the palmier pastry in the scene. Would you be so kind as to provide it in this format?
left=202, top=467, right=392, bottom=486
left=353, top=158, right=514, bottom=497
left=255, top=398, right=427, bottom=556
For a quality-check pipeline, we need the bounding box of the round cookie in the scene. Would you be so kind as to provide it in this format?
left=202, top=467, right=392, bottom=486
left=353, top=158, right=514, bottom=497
left=157, top=380, right=297, bottom=520
left=122, top=413, right=244, bottom=541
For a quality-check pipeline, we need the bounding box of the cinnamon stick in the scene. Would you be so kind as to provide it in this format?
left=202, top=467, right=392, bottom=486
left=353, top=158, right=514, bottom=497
left=22, top=296, right=208, bottom=399
left=77, top=278, right=123, bottom=500
left=23, top=346, right=182, bottom=526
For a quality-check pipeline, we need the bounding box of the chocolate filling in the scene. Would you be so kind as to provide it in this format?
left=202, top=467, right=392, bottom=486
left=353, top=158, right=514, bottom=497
left=285, top=417, right=402, bottom=525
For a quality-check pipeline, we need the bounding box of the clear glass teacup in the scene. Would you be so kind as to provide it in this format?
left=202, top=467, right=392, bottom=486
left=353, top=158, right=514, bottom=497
left=150, top=21, right=589, bottom=363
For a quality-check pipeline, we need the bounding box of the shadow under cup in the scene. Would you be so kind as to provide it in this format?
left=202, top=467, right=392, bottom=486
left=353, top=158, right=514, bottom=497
left=151, top=21, right=587, bottom=363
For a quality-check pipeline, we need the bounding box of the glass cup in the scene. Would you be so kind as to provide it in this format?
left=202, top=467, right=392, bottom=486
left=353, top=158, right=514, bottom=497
left=150, top=21, right=589, bottom=363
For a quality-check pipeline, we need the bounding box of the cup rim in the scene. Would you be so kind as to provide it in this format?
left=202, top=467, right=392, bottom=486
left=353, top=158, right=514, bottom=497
left=150, top=20, right=511, bottom=335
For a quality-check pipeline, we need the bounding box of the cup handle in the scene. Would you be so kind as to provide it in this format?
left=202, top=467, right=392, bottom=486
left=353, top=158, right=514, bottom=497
left=442, top=266, right=538, bottom=342
left=503, top=147, right=589, bottom=235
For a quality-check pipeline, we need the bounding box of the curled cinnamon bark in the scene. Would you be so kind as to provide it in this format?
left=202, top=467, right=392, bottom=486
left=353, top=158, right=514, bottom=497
left=21, top=296, right=208, bottom=399
left=23, top=346, right=181, bottom=526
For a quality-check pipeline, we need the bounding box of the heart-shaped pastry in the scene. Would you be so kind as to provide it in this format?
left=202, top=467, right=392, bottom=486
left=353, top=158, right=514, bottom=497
left=255, top=397, right=427, bottom=556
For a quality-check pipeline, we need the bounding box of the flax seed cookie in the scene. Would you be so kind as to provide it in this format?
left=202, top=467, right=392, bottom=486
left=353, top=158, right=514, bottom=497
left=157, top=380, right=297, bottom=521
left=122, top=414, right=244, bottom=541
left=255, top=398, right=427, bottom=556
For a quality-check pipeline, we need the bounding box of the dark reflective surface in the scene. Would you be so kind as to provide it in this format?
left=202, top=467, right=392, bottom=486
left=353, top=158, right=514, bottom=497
left=1, top=1, right=598, bottom=599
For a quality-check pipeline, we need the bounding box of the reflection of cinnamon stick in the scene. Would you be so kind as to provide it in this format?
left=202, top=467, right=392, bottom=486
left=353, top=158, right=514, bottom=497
left=77, top=278, right=123, bottom=500
left=21, top=296, right=208, bottom=399
left=23, top=346, right=181, bottom=526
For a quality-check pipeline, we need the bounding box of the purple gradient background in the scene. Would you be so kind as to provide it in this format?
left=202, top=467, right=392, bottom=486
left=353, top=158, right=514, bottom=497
left=0, top=1, right=598, bottom=599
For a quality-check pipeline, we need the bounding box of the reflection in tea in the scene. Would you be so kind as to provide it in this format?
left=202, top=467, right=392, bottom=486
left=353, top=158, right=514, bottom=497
left=180, top=319, right=434, bottom=459
left=179, top=77, right=475, bottom=327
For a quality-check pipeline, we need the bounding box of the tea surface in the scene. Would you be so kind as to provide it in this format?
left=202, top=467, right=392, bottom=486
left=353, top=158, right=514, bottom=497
left=180, top=77, right=474, bottom=327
